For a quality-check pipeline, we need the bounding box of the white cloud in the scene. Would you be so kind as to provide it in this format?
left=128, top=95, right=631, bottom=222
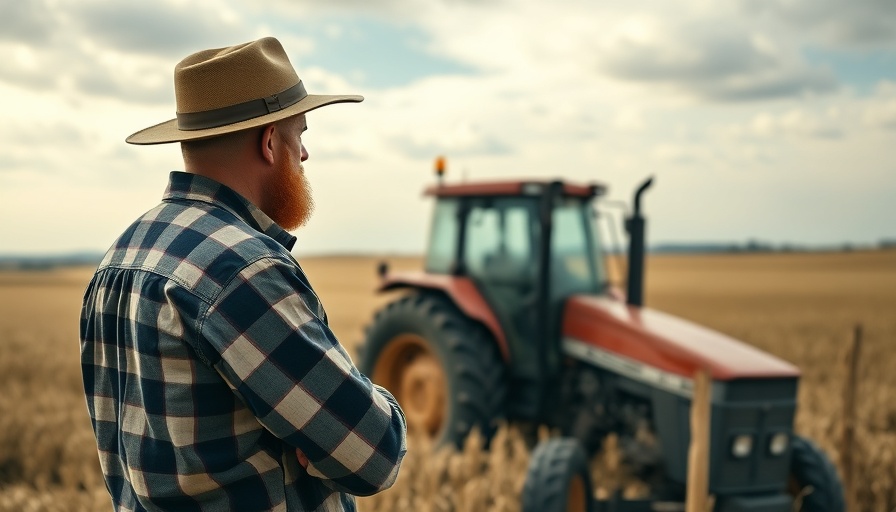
left=613, top=109, right=646, bottom=132
left=68, top=0, right=251, bottom=58
left=716, top=87, right=896, bottom=144
left=599, top=17, right=837, bottom=101
left=0, top=1, right=58, bottom=45
left=0, top=0, right=257, bottom=106
left=862, top=81, right=896, bottom=131
left=651, top=144, right=712, bottom=166
left=746, top=109, right=844, bottom=139
left=740, top=0, right=896, bottom=47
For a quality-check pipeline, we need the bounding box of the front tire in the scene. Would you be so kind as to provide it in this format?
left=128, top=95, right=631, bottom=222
left=522, top=438, right=594, bottom=512
left=790, top=435, right=845, bottom=512
left=359, top=293, right=506, bottom=447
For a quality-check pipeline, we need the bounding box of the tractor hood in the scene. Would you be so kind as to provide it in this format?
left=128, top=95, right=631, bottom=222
left=562, top=295, right=800, bottom=382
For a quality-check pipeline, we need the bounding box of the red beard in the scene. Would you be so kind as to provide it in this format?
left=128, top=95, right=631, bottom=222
left=267, top=148, right=314, bottom=231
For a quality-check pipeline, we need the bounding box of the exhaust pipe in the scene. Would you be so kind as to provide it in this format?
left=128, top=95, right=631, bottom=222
left=625, top=177, right=654, bottom=307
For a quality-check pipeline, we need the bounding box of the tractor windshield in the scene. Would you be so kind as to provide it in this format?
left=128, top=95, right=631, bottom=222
left=550, top=197, right=606, bottom=300
left=425, top=194, right=607, bottom=295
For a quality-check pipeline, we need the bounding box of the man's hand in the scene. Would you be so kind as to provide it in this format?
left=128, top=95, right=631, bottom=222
left=296, top=448, right=309, bottom=468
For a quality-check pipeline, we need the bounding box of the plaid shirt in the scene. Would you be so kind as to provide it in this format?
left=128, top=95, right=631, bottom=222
left=80, top=172, right=406, bottom=512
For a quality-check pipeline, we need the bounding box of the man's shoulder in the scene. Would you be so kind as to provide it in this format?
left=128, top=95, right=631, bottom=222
left=98, top=199, right=294, bottom=301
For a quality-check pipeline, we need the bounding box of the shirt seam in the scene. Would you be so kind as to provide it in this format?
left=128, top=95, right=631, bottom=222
left=95, top=264, right=218, bottom=304
left=195, top=253, right=297, bottom=348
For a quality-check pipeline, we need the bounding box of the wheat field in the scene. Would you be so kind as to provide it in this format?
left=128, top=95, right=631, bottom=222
left=0, top=250, right=893, bottom=511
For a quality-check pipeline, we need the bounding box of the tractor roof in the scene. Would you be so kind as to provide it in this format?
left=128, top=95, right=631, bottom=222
left=424, top=179, right=606, bottom=198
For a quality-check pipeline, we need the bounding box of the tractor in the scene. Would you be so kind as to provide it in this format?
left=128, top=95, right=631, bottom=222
left=358, top=162, right=844, bottom=512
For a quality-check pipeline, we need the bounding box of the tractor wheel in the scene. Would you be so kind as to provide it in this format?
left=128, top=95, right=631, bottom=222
left=790, top=435, right=845, bottom=512
left=522, top=438, right=594, bottom=512
left=359, top=292, right=506, bottom=447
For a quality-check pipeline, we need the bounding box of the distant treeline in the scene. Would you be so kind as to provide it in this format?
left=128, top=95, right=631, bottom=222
left=2, top=240, right=895, bottom=270
left=0, top=252, right=103, bottom=271
left=650, top=238, right=896, bottom=254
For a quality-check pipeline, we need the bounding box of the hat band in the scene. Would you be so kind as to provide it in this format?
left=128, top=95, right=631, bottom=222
left=176, top=81, right=308, bottom=131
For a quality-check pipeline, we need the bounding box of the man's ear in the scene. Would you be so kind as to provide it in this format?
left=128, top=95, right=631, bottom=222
left=259, top=124, right=277, bottom=165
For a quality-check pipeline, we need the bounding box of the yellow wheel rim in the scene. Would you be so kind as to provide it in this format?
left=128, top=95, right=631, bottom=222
left=372, top=334, right=447, bottom=438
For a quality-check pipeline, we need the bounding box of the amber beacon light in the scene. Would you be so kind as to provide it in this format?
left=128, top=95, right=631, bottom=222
left=434, top=156, right=446, bottom=184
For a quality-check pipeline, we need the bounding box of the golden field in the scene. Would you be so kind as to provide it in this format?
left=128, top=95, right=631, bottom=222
left=0, top=250, right=894, bottom=511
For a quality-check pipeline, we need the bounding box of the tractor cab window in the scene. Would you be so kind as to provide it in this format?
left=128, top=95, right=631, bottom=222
left=425, top=198, right=460, bottom=274
left=551, top=198, right=604, bottom=301
left=463, top=198, right=538, bottom=287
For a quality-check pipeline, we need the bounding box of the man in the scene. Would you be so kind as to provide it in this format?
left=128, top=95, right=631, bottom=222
left=79, top=37, right=407, bottom=512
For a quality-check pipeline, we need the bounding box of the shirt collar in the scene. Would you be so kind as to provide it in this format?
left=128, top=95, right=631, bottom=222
left=163, top=171, right=297, bottom=251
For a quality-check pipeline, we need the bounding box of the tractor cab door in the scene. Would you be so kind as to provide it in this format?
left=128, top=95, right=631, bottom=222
left=549, top=197, right=605, bottom=306
left=541, top=197, right=606, bottom=368
left=460, top=197, right=544, bottom=416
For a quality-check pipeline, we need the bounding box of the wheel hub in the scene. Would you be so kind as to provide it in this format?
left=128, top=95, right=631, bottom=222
left=400, top=353, right=445, bottom=433
left=372, top=334, right=447, bottom=438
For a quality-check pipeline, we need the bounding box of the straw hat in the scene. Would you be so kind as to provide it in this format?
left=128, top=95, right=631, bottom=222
left=126, top=37, right=363, bottom=145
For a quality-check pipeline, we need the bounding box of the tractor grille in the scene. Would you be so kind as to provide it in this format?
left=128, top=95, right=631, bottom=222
left=708, top=378, right=798, bottom=494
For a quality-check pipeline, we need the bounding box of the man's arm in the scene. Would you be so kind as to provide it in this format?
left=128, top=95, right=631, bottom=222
left=198, top=256, right=406, bottom=496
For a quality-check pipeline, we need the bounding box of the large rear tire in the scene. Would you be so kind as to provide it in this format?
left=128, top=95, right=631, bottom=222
left=522, top=438, right=594, bottom=512
left=359, top=293, right=506, bottom=447
left=790, top=435, right=845, bottom=512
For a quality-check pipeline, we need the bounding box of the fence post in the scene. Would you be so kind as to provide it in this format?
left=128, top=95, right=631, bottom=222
left=687, top=369, right=712, bottom=512
left=841, top=324, right=862, bottom=512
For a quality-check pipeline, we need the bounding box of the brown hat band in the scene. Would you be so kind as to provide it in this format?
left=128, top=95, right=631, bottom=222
left=176, top=81, right=308, bottom=131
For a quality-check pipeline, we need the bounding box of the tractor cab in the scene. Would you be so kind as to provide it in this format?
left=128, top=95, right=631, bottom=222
left=426, top=181, right=606, bottom=305
left=421, top=180, right=610, bottom=416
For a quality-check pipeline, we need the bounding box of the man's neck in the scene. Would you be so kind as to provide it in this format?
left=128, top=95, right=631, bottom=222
left=185, top=161, right=265, bottom=212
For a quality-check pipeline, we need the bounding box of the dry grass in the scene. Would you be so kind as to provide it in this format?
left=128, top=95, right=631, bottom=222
left=0, top=250, right=894, bottom=510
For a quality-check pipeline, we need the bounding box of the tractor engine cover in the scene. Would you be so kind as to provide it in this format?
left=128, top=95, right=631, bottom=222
left=560, top=295, right=802, bottom=494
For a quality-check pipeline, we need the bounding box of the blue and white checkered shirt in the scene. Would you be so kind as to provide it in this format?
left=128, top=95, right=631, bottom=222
left=80, top=171, right=406, bottom=511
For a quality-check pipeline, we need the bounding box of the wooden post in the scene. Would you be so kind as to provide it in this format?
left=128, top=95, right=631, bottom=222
left=841, top=324, right=862, bottom=512
left=686, top=369, right=712, bottom=512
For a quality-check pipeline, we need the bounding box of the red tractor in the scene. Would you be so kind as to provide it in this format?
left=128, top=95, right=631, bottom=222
left=358, top=168, right=844, bottom=512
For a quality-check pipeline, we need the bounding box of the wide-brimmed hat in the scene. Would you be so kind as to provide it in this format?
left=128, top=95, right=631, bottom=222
left=126, top=37, right=363, bottom=145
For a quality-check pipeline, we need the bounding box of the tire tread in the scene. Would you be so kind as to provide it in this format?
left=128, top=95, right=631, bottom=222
left=360, top=292, right=506, bottom=446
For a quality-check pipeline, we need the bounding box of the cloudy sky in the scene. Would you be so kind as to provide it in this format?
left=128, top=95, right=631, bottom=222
left=1, top=0, right=894, bottom=256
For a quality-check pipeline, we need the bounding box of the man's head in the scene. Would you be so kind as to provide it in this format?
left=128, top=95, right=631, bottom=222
left=126, top=36, right=362, bottom=229
left=180, top=113, right=313, bottom=230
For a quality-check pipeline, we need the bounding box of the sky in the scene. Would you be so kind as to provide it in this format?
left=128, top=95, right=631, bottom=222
left=0, top=0, right=894, bottom=256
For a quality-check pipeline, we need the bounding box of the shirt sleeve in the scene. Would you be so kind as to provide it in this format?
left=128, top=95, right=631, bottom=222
left=198, top=256, right=407, bottom=496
